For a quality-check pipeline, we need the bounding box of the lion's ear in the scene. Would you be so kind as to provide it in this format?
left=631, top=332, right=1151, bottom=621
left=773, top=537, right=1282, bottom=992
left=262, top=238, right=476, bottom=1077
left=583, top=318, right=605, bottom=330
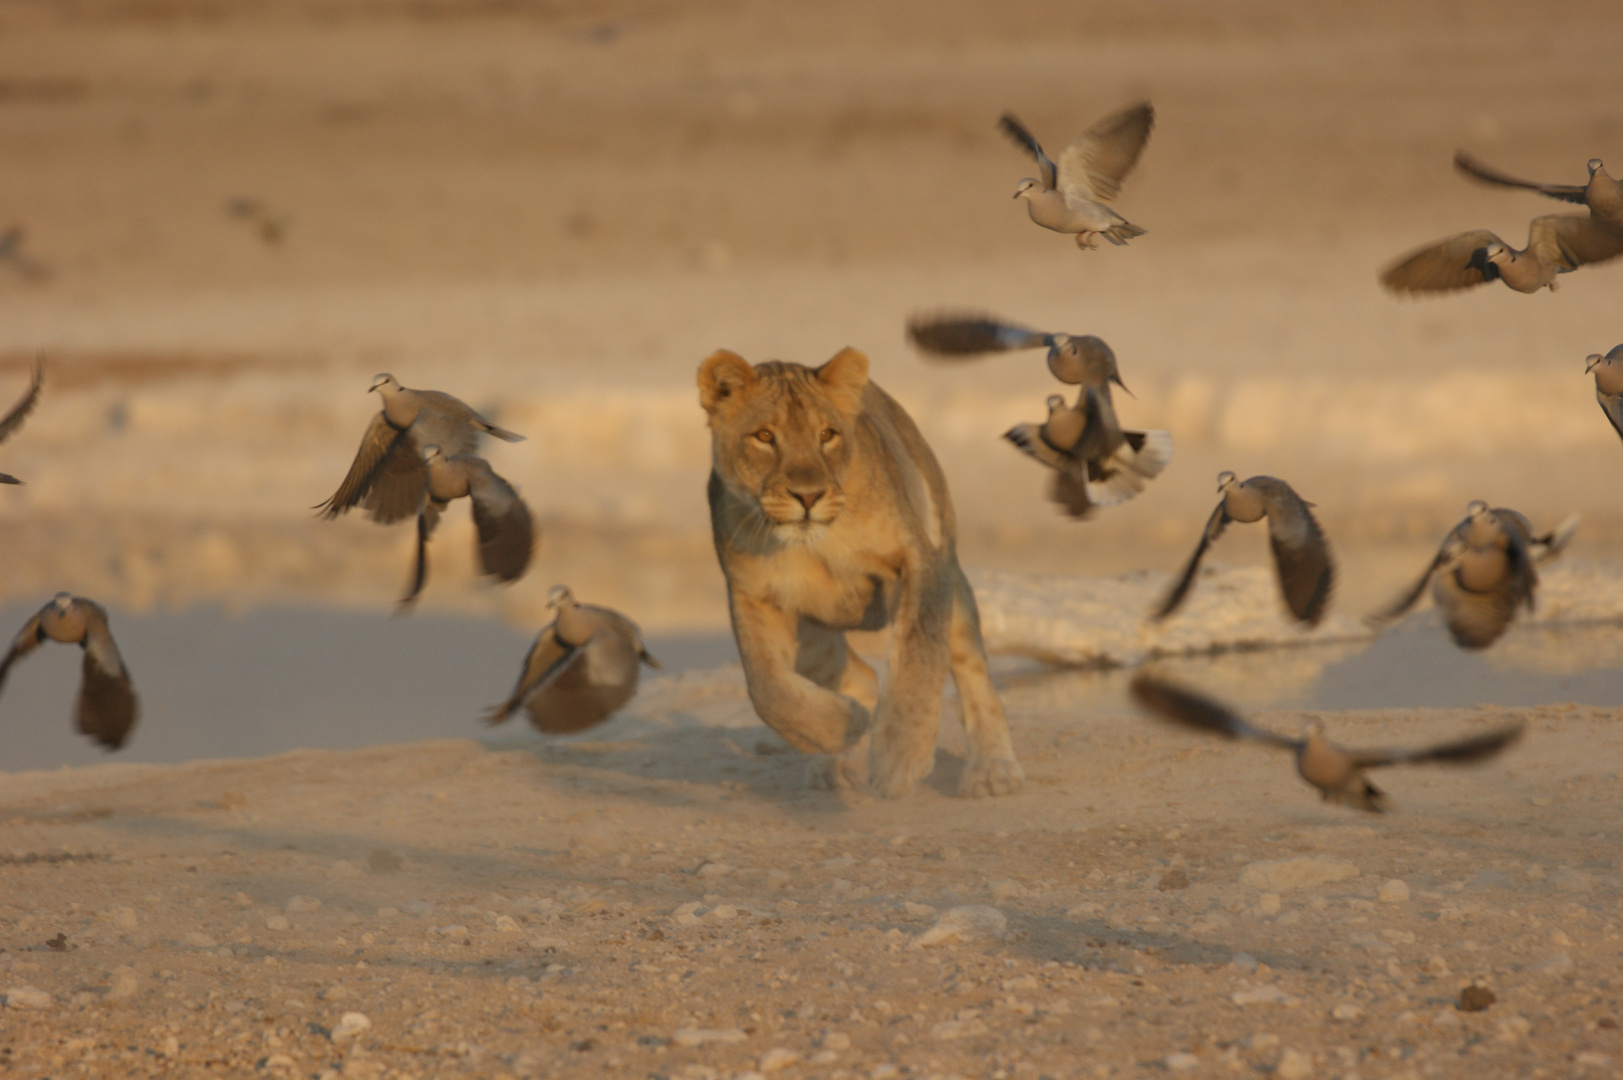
left=698, top=349, right=756, bottom=415
left=816, top=347, right=869, bottom=416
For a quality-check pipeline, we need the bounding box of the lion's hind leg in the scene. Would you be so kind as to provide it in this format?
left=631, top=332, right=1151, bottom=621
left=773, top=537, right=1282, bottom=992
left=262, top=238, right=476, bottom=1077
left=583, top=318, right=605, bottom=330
left=948, top=566, right=1025, bottom=798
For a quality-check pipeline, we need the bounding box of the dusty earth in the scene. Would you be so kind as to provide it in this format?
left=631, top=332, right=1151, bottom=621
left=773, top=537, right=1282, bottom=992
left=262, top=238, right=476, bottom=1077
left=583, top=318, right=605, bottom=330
left=5, top=1, right=1623, bottom=1078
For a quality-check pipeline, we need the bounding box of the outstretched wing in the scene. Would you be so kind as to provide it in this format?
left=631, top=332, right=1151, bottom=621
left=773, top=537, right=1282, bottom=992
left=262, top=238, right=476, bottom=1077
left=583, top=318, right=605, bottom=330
left=1453, top=151, right=1588, bottom=203
left=316, top=412, right=414, bottom=521
left=1152, top=501, right=1230, bottom=621
left=0, top=604, right=48, bottom=695
left=1056, top=101, right=1155, bottom=203
left=1380, top=230, right=1504, bottom=294
left=1367, top=530, right=1456, bottom=627
left=76, top=602, right=138, bottom=750
left=996, top=113, right=1057, bottom=190
left=483, top=626, right=589, bottom=730
left=0, top=358, right=43, bottom=445
left=1250, top=478, right=1335, bottom=626
left=1128, top=671, right=1300, bottom=749
left=1526, top=214, right=1623, bottom=274
left=906, top=313, right=1050, bottom=357
left=398, top=506, right=438, bottom=610
left=1349, top=722, right=1524, bottom=768
left=465, top=462, right=535, bottom=584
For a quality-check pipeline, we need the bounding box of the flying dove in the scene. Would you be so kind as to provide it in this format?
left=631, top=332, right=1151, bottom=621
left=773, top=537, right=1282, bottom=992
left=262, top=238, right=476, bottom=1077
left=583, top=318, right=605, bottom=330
left=316, top=373, right=525, bottom=525
left=998, top=102, right=1153, bottom=249
left=1004, top=390, right=1173, bottom=518
left=1154, top=472, right=1335, bottom=626
left=400, top=445, right=536, bottom=608
left=906, top=311, right=1128, bottom=386
left=1368, top=500, right=1577, bottom=649
left=0, top=358, right=43, bottom=485
left=0, top=593, right=138, bottom=750
left=1128, top=670, right=1524, bottom=812
left=1586, top=344, right=1623, bottom=448
left=1454, top=152, right=1623, bottom=227
left=485, top=585, right=660, bottom=734
left=1380, top=213, right=1623, bottom=294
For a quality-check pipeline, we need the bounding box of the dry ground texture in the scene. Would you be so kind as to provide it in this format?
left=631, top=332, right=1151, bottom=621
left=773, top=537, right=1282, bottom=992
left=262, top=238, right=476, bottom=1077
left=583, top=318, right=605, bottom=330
left=4, top=0, right=1623, bottom=1077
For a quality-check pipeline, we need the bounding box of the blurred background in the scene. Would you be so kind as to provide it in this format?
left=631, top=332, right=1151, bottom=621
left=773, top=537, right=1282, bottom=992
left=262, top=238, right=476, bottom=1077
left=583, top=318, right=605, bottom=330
left=2, top=0, right=1622, bottom=765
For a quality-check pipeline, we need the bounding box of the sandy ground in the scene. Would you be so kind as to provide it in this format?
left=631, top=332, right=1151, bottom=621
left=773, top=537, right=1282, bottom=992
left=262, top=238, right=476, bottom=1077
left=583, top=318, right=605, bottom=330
left=5, top=1, right=1623, bottom=1076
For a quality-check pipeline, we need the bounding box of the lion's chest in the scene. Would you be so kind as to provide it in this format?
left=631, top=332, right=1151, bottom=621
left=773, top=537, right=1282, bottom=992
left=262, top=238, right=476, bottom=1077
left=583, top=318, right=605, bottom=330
left=737, top=533, right=904, bottom=630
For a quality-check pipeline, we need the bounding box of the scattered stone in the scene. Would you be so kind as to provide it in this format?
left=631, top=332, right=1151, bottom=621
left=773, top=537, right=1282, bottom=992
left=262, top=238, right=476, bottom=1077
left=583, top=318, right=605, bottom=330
left=1330, top=1002, right=1363, bottom=1021
left=759, top=1047, right=800, bottom=1072
left=1538, top=952, right=1575, bottom=976
left=1576, top=1052, right=1614, bottom=1070
left=1255, top=893, right=1282, bottom=916
left=184, top=932, right=217, bottom=948
left=233, top=892, right=254, bottom=907
left=1230, top=953, right=1260, bottom=972
left=330, top=1012, right=371, bottom=1042
left=929, top=1018, right=988, bottom=1040
left=819, top=1032, right=851, bottom=1050
left=434, top=924, right=469, bottom=937
left=1422, top=955, right=1449, bottom=975
left=1232, top=985, right=1289, bottom=1006
left=265, top=915, right=290, bottom=932
left=110, top=907, right=139, bottom=930
left=286, top=895, right=322, bottom=913
left=494, top=915, right=522, bottom=934
left=4, top=986, right=51, bottom=1009
left=709, top=905, right=738, bottom=921
left=367, top=849, right=403, bottom=875
left=1549, top=869, right=1595, bottom=893
left=45, top=933, right=67, bottom=951
left=695, top=861, right=733, bottom=878
left=1165, top=1051, right=1199, bottom=1071
left=988, top=879, right=1027, bottom=902
left=1377, top=879, right=1410, bottom=903
left=327, top=860, right=362, bottom=880
left=671, top=1028, right=747, bottom=1047
left=377, top=907, right=400, bottom=919
left=1276, top=1047, right=1314, bottom=1079
left=105, top=967, right=141, bottom=1003
left=403, top=900, right=432, bottom=917
left=1240, top=856, right=1358, bottom=891
left=901, top=902, right=936, bottom=919
left=1157, top=869, right=1190, bottom=891
left=911, top=906, right=1007, bottom=948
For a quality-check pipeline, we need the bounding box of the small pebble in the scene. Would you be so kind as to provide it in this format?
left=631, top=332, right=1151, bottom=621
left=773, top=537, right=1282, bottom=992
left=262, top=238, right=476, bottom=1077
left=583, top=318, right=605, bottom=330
left=1330, top=1002, right=1363, bottom=1021
left=327, top=860, right=361, bottom=879
left=105, top=967, right=141, bottom=1003
left=819, top=1032, right=851, bottom=1050
left=671, top=1028, right=746, bottom=1047
left=1157, top=869, right=1190, bottom=891
left=367, top=849, right=403, bottom=875
left=1377, top=879, right=1410, bottom=903
left=1165, top=1051, right=1199, bottom=1071
left=988, top=879, right=1028, bottom=902
left=265, top=915, right=290, bottom=932
left=184, top=932, right=217, bottom=948
left=4, top=986, right=51, bottom=1009
left=911, top=905, right=1007, bottom=948
left=330, top=1012, right=371, bottom=1042
left=403, top=899, right=432, bottom=917
left=286, top=895, right=322, bottom=913
left=110, top=907, right=139, bottom=930
left=1276, top=1047, right=1313, bottom=1079
left=759, top=1047, right=800, bottom=1072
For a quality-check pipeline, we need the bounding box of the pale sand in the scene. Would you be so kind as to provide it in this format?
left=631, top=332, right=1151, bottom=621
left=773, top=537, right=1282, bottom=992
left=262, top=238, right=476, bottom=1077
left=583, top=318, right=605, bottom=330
left=3, top=1, right=1623, bottom=1076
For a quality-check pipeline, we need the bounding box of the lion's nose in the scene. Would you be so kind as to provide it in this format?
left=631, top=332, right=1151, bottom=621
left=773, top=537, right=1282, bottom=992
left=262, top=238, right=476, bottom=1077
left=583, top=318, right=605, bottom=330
left=791, top=488, right=825, bottom=512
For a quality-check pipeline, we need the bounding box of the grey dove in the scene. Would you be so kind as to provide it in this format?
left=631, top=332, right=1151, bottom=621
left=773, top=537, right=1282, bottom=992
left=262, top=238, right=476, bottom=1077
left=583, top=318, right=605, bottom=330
left=1154, top=472, right=1334, bottom=626
left=906, top=313, right=1171, bottom=516
left=1455, top=152, right=1623, bottom=227
left=0, top=358, right=43, bottom=486
left=400, top=444, right=536, bottom=608
left=485, top=585, right=660, bottom=734
left=1380, top=213, right=1623, bottom=294
left=1586, top=345, right=1623, bottom=448
left=998, top=102, right=1153, bottom=249
left=1128, top=670, right=1523, bottom=813
left=1368, top=500, right=1577, bottom=650
left=0, top=593, right=138, bottom=750
left=317, top=373, right=524, bottom=525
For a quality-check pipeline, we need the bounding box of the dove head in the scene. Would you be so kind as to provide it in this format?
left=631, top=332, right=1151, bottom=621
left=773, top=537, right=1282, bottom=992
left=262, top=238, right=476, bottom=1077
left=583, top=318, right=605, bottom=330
left=1045, top=394, right=1065, bottom=415
left=369, top=373, right=399, bottom=395
left=420, top=444, right=445, bottom=465
left=51, top=591, right=74, bottom=613
left=1301, top=718, right=1326, bottom=741
left=1012, top=178, right=1040, bottom=200
left=1590, top=159, right=1605, bottom=176
left=1483, top=241, right=1512, bottom=266
left=1465, top=499, right=1490, bottom=520
left=546, top=584, right=575, bottom=611
left=1216, top=470, right=1238, bottom=494
left=1587, top=353, right=1605, bottom=374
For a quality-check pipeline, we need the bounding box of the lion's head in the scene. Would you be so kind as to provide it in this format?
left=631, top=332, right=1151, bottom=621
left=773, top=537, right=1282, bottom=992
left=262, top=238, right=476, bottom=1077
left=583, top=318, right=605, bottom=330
left=698, top=347, right=869, bottom=542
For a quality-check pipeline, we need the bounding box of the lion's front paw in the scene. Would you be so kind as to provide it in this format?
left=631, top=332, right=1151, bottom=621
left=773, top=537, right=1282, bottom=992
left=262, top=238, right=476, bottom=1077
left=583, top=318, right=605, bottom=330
left=959, top=755, right=1025, bottom=798
left=807, top=745, right=869, bottom=792
left=868, top=745, right=935, bottom=800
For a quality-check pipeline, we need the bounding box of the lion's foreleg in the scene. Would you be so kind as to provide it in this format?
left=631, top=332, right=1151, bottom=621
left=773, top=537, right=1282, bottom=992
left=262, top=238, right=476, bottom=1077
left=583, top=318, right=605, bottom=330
left=867, top=573, right=950, bottom=799
left=731, top=592, right=869, bottom=755
left=948, top=566, right=1025, bottom=797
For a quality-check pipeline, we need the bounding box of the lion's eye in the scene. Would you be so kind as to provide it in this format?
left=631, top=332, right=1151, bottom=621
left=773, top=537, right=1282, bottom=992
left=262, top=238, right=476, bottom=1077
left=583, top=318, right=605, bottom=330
left=753, top=429, right=774, bottom=444
left=819, top=428, right=837, bottom=443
